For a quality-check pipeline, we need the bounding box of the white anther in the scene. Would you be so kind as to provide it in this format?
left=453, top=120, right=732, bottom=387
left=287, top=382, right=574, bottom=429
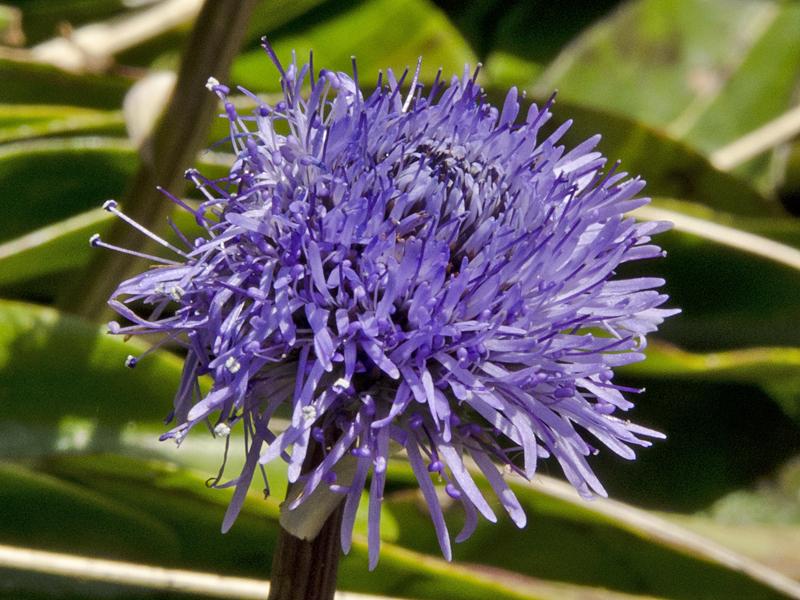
left=374, top=456, right=387, bottom=473
left=168, top=285, right=185, bottom=301
left=224, top=356, right=241, bottom=374
left=124, top=355, right=137, bottom=368
left=332, top=377, right=350, bottom=391
left=301, top=405, right=317, bottom=421
left=205, top=76, right=220, bottom=91
left=213, top=423, right=231, bottom=437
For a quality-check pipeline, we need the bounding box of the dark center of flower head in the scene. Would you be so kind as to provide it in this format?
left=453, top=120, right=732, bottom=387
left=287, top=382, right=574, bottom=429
left=102, top=42, right=677, bottom=567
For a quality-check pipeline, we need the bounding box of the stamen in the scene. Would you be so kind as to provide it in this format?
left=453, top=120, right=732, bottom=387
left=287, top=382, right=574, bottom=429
left=185, top=170, right=222, bottom=204
left=350, top=56, right=358, bottom=90
left=260, top=37, right=286, bottom=78
left=121, top=331, right=182, bottom=370
left=402, top=57, right=423, bottom=113
left=224, top=356, right=241, bottom=373
left=168, top=285, right=185, bottom=301
left=89, top=234, right=181, bottom=265
left=102, top=200, right=189, bottom=258
left=332, top=377, right=350, bottom=392
left=445, top=483, right=462, bottom=499
left=214, top=422, right=232, bottom=437
left=301, top=405, right=317, bottom=421
left=157, top=186, right=202, bottom=218
left=205, top=77, right=230, bottom=97
left=167, top=216, right=192, bottom=248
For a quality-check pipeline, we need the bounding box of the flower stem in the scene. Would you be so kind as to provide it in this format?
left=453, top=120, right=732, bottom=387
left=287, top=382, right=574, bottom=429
left=268, top=503, right=344, bottom=600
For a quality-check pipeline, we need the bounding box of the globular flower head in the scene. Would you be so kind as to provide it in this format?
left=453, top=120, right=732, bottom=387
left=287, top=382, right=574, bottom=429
left=103, top=41, right=677, bottom=568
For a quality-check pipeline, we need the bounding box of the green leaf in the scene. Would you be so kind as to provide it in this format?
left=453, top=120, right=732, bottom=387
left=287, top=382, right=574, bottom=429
left=628, top=199, right=800, bottom=349
left=671, top=516, right=800, bottom=580
left=646, top=198, right=800, bottom=248
left=703, top=455, right=800, bottom=527
left=116, top=0, right=331, bottom=71
left=536, top=97, right=777, bottom=217
left=778, top=140, right=800, bottom=215
left=480, top=1, right=622, bottom=87
left=624, top=342, right=800, bottom=422
left=244, top=0, right=332, bottom=48
left=0, top=59, right=130, bottom=108
left=231, top=0, right=477, bottom=94
left=380, top=466, right=800, bottom=600
left=0, top=137, right=225, bottom=284
left=0, top=205, right=203, bottom=298
left=590, top=375, right=800, bottom=513
left=679, top=3, right=800, bottom=153
left=529, top=0, right=766, bottom=125
left=629, top=343, right=800, bottom=383
left=0, top=300, right=183, bottom=426
left=0, top=104, right=125, bottom=143
left=0, top=138, right=134, bottom=243
left=520, top=0, right=800, bottom=192
left=7, top=431, right=797, bottom=598
left=0, top=462, right=179, bottom=562
left=527, top=0, right=798, bottom=141
left=0, top=208, right=110, bottom=293
left=35, top=454, right=638, bottom=600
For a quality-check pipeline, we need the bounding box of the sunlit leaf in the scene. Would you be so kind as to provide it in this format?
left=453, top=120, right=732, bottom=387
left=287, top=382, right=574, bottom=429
left=680, top=3, right=800, bottom=153
left=671, top=516, right=800, bottom=581
left=0, top=300, right=182, bottom=425
left=0, top=208, right=110, bottom=293
left=373, top=464, right=799, bottom=600
left=232, top=0, right=476, bottom=93
left=624, top=342, right=800, bottom=420
left=37, top=454, right=643, bottom=600
left=522, top=0, right=800, bottom=193
left=528, top=0, right=795, bottom=140
left=0, top=104, right=124, bottom=143
left=0, top=137, right=226, bottom=299
left=537, top=97, right=777, bottom=216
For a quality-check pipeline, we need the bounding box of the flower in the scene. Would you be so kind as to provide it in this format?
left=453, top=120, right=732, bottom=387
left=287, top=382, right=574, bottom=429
left=100, top=40, right=677, bottom=568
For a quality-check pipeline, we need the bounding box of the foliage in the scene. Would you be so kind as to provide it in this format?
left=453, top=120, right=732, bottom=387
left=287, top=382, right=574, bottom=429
left=1, top=0, right=800, bottom=598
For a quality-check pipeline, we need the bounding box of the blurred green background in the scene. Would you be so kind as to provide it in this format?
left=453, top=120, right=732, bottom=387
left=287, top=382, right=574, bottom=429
left=2, top=0, right=800, bottom=598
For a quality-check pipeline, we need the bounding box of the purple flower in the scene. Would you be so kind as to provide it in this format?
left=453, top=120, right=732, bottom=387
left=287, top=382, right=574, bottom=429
left=100, top=41, right=677, bottom=568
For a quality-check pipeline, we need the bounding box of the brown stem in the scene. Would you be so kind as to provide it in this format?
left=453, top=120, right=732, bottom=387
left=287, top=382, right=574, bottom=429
left=268, top=503, right=345, bottom=600
left=58, top=0, right=258, bottom=319
left=269, top=437, right=347, bottom=600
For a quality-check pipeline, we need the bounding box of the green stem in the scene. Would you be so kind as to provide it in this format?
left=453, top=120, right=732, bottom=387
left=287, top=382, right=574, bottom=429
left=58, top=0, right=258, bottom=319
